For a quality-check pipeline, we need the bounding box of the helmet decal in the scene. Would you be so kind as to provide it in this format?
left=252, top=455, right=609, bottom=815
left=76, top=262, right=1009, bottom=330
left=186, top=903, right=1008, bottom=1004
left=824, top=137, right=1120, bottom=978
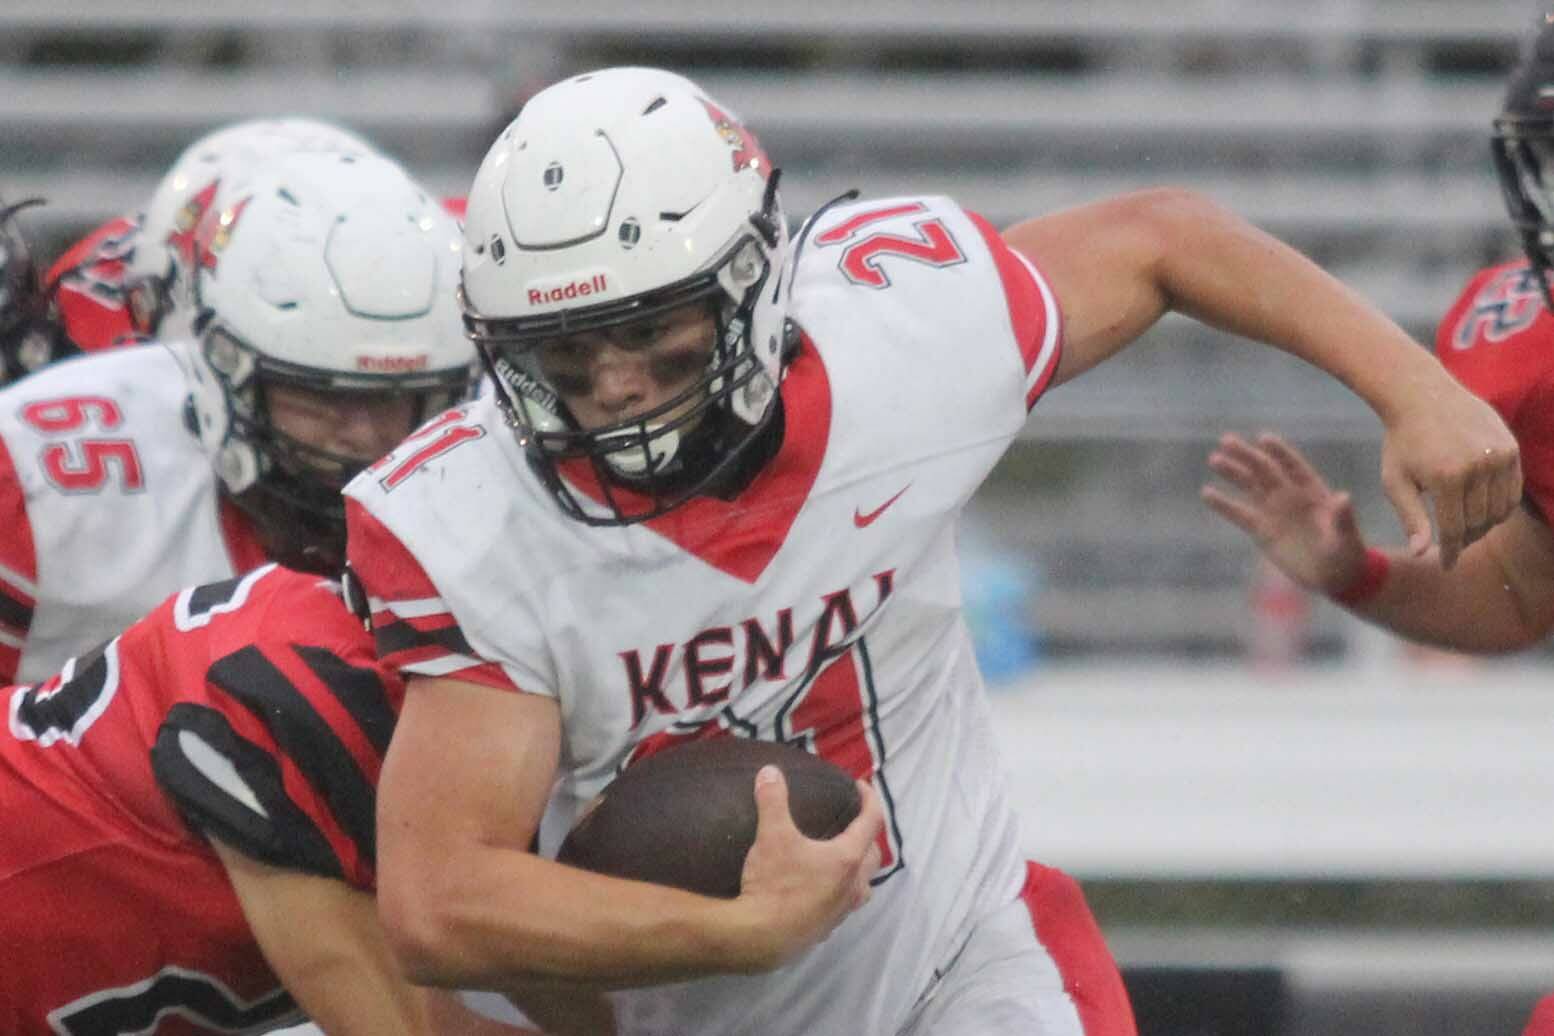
left=165, top=179, right=220, bottom=275
left=700, top=99, right=771, bottom=180
left=194, top=194, right=252, bottom=274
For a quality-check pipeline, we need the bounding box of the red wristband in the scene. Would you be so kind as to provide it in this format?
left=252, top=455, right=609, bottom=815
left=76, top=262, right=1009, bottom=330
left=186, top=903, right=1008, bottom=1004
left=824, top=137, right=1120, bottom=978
left=1331, top=548, right=1390, bottom=606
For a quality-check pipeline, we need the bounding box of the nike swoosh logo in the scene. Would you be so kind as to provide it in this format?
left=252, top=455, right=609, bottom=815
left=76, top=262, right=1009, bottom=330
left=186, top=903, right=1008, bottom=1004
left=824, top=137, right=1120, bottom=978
left=854, top=484, right=911, bottom=528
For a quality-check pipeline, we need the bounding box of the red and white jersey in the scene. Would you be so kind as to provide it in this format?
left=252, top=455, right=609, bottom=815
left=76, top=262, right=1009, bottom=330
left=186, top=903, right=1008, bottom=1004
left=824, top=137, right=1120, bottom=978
left=1435, top=259, right=1554, bottom=521
left=0, top=343, right=267, bottom=683
left=346, top=195, right=1062, bottom=1035
left=0, top=564, right=399, bottom=1035
left=45, top=216, right=142, bottom=354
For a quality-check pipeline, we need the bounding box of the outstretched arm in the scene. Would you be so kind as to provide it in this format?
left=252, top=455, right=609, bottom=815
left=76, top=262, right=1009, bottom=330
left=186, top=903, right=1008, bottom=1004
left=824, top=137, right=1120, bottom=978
left=1203, top=431, right=1554, bottom=653
left=374, top=675, right=882, bottom=992
left=1005, top=187, right=1522, bottom=567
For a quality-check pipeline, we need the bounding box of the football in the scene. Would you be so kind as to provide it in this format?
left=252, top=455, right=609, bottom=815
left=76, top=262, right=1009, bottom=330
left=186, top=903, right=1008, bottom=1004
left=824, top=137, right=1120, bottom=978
left=556, top=738, right=862, bottom=899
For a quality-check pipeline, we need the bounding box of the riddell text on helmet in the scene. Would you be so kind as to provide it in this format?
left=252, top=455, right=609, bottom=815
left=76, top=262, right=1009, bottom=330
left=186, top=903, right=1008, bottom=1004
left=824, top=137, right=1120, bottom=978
left=528, top=273, right=609, bottom=306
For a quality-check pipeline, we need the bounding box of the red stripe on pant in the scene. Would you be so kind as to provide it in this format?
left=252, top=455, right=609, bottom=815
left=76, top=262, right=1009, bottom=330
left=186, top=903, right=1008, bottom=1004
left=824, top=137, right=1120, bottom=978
left=1021, top=862, right=1138, bottom=1036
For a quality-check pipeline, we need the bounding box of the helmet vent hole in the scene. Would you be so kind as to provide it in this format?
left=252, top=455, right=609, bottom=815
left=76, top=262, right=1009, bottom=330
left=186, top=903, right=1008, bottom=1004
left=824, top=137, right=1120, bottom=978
left=618, top=219, right=641, bottom=249
left=276, top=188, right=300, bottom=207
left=490, top=235, right=507, bottom=264
left=642, top=96, right=667, bottom=116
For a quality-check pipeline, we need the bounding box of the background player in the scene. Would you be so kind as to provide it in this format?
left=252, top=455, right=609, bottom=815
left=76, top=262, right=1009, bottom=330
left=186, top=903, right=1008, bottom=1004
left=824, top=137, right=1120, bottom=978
left=1200, top=18, right=1554, bottom=1036
left=346, top=67, right=1521, bottom=1034
left=42, top=116, right=468, bottom=365
left=0, top=562, right=545, bottom=1035
left=0, top=148, right=476, bottom=683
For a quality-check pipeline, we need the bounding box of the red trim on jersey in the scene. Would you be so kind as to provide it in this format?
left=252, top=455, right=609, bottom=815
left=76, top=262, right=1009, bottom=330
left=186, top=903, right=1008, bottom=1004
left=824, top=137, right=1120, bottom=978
left=0, top=433, right=38, bottom=682
left=1021, top=861, right=1138, bottom=1036
left=345, top=499, right=522, bottom=691
left=557, top=333, right=833, bottom=584
left=217, top=497, right=270, bottom=575
left=0, top=433, right=38, bottom=589
left=964, top=210, right=1062, bottom=410
left=441, top=659, right=515, bottom=691
left=346, top=498, right=443, bottom=602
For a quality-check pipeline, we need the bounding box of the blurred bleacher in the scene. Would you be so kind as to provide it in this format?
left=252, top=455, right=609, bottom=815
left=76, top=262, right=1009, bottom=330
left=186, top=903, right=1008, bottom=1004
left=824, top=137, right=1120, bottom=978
left=0, top=1, right=1540, bottom=664
left=5, top=8, right=1548, bottom=1034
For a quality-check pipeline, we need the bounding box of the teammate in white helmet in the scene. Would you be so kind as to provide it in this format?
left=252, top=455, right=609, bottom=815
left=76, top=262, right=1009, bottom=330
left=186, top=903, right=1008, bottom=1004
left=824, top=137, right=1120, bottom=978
left=0, top=148, right=476, bottom=686
left=345, top=67, right=1521, bottom=1035
left=44, top=117, right=376, bottom=357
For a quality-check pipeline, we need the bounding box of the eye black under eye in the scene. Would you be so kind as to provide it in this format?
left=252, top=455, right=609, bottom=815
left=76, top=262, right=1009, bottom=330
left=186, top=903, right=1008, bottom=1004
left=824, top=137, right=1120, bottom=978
left=549, top=371, right=592, bottom=396
left=650, top=348, right=707, bottom=383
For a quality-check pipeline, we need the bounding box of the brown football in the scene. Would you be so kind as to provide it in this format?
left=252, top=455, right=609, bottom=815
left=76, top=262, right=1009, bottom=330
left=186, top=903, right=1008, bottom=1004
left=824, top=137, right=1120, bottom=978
left=556, top=738, right=862, bottom=899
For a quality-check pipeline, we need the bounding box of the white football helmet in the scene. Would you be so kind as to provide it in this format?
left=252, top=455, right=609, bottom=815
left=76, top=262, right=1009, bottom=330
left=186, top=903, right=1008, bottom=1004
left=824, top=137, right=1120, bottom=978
left=181, top=149, right=475, bottom=572
left=125, top=117, right=374, bottom=345
left=460, top=66, right=792, bottom=525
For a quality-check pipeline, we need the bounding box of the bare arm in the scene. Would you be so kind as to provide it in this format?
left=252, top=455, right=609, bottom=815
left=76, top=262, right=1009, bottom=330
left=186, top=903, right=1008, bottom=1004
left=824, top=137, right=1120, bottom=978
left=375, top=675, right=882, bottom=991
left=213, top=839, right=434, bottom=1036
left=1344, top=512, right=1554, bottom=652
left=1006, top=188, right=1522, bottom=566
left=1203, top=431, right=1554, bottom=652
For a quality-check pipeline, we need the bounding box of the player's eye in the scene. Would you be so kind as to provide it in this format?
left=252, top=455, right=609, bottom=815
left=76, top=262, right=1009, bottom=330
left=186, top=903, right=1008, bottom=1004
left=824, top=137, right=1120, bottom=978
left=548, top=369, right=593, bottom=397
left=649, top=346, right=708, bottom=386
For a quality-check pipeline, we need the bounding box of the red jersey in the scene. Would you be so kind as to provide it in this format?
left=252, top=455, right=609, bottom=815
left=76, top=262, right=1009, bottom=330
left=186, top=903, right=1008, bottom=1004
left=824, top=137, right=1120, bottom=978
left=1435, top=259, right=1554, bottom=521
left=0, top=564, right=401, bottom=1035
left=1526, top=994, right=1554, bottom=1036
left=44, top=216, right=141, bottom=354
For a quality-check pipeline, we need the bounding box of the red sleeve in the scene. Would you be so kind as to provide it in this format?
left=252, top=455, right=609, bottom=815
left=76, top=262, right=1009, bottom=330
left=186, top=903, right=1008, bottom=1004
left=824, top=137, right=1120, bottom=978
left=152, top=570, right=401, bottom=890
left=964, top=210, right=1063, bottom=411
left=1434, top=262, right=1554, bottom=521
left=344, top=497, right=519, bottom=691
left=0, top=433, right=38, bottom=683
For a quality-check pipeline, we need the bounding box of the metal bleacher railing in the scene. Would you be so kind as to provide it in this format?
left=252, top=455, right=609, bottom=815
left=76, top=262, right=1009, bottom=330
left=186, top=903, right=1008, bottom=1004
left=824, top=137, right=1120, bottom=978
left=0, top=1, right=1541, bottom=661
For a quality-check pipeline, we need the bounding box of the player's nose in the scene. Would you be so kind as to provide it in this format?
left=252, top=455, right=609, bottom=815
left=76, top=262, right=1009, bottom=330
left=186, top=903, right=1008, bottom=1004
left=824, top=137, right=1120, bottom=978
left=589, top=346, right=653, bottom=416
left=332, top=400, right=398, bottom=458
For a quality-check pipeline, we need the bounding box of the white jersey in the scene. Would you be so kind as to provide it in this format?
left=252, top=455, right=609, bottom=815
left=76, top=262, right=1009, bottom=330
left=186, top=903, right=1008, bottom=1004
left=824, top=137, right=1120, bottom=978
left=0, top=343, right=267, bottom=682
left=346, top=196, right=1064, bottom=1035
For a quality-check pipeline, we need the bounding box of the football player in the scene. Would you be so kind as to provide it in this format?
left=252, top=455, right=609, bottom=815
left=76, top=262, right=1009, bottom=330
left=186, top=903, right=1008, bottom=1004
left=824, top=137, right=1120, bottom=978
left=0, top=148, right=477, bottom=684
left=44, top=117, right=466, bottom=364
left=0, top=562, right=540, bottom=1036
left=345, top=68, right=1520, bottom=1035
left=1201, top=20, right=1554, bottom=1036
left=45, top=117, right=377, bottom=357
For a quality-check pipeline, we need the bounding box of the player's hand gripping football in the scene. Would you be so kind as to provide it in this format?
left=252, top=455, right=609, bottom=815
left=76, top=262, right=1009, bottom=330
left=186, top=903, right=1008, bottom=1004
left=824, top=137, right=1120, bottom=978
left=1202, top=432, right=1370, bottom=595
left=731, top=765, right=883, bottom=972
left=1376, top=383, right=1520, bottom=567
